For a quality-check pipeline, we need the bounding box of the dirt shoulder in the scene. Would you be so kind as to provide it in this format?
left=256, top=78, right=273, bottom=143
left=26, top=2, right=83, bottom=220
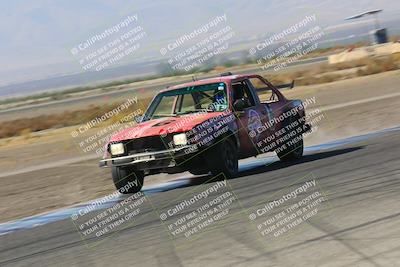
left=1, top=70, right=400, bottom=223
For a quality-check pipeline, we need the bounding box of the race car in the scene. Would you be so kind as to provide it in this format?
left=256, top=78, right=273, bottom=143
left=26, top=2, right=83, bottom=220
left=99, top=73, right=311, bottom=193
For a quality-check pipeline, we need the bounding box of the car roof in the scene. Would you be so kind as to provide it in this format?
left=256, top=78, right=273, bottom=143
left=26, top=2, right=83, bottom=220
left=160, top=74, right=254, bottom=93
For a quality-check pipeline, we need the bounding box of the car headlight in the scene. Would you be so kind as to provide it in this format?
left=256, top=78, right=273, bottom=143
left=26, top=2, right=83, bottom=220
left=110, top=143, right=125, bottom=156
left=173, top=133, right=187, bottom=146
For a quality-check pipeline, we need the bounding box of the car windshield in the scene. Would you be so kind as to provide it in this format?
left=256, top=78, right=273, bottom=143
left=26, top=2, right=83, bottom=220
left=145, top=82, right=228, bottom=120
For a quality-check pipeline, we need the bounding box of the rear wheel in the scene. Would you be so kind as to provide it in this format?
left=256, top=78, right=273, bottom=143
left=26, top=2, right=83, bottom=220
left=111, top=166, right=144, bottom=194
left=206, top=138, right=239, bottom=179
left=277, top=136, right=304, bottom=161
left=276, top=116, right=304, bottom=161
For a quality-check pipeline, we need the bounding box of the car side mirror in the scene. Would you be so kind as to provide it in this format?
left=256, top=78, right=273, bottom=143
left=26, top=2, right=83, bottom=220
left=233, top=99, right=247, bottom=112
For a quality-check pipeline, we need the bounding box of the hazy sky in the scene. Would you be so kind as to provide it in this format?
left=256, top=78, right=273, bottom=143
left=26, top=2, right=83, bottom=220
left=0, top=0, right=399, bottom=80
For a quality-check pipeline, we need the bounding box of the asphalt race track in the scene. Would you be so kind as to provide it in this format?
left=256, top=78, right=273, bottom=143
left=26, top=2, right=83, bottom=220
left=1, top=127, right=399, bottom=267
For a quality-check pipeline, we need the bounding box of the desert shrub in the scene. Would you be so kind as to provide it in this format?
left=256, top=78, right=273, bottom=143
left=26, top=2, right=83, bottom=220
left=392, top=53, right=400, bottom=62
left=357, top=56, right=399, bottom=76
left=213, top=66, right=227, bottom=73
left=331, top=59, right=369, bottom=70
left=0, top=97, right=153, bottom=139
left=0, top=103, right=124, bottom=139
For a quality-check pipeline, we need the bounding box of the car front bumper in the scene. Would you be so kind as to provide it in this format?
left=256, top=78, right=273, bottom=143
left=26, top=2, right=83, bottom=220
left=99, top=145, right=198, bottom=170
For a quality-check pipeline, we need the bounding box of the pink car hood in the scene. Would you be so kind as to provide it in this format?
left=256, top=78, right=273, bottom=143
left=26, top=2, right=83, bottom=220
left=109, top=112, right=225, bottom=142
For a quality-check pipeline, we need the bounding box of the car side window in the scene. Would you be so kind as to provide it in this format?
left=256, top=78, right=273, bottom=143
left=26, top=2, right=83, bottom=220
left=249, top=77, right=280, bottom=103
left=232, top=81, right=256, bottom=107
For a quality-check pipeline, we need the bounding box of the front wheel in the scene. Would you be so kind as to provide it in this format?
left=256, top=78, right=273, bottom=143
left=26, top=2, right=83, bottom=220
left=111, top=166, right=144, bottom=194
left=206, top=138, right=239, bottom=179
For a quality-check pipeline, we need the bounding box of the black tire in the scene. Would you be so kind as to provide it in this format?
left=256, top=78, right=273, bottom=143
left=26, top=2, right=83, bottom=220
left=276, top=116, right=304, bottom=161
left=277, top=136, right=304, bottom=161
left=111, top=166, right=144, bottom=194
left=206, top=138, right=239, bottom=179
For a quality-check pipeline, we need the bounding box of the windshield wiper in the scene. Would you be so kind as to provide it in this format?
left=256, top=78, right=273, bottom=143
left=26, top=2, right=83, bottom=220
left=153, top=114, right=178, bottom=118
left=177, top=110, right=208, bottom=115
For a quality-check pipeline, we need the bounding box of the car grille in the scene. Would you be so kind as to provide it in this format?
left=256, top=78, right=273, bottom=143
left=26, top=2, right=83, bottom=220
left=124, top=135, right=172, bottom=154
